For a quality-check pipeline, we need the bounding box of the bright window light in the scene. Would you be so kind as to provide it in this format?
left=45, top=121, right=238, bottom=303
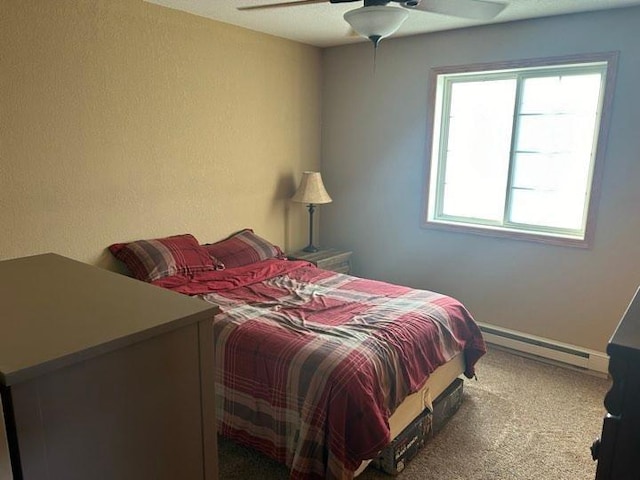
left=425, top=53, right=617, bottom=246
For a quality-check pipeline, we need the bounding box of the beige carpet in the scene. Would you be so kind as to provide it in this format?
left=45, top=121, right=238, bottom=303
left=217, top=347, right=610, bottom=479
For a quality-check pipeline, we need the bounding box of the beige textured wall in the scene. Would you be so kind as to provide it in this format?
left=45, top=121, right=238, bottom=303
left=321, top=7, right=640, bottom=352
left=0, top=0, right=321, bottom=270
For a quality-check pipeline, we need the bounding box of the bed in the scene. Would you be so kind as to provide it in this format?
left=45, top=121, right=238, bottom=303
left=109, top=230, right=486, bottom=480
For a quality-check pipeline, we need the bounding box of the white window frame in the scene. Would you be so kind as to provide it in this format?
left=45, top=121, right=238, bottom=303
left=423, top=52, right=618, bottom=248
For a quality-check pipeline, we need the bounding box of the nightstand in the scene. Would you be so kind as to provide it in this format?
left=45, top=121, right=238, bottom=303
left=288, top=248, right=352, bottom=274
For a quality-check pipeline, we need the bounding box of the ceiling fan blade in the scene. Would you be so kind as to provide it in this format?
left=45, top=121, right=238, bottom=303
left=406, top=0, right=506, bottom=20
left=237, top=0, right=329, bottom=11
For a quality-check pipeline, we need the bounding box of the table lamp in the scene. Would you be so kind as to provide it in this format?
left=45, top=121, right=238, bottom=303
left=291, top=171, right=332, bottom=253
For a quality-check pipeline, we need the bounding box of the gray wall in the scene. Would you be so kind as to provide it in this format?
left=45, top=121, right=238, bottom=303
left=320, top=7, right=640, bottom=352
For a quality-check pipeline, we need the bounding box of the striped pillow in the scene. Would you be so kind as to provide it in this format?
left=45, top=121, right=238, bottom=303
left=109, top=234, right=221, bottom=282
left=203, top=229, right=284, bottom=269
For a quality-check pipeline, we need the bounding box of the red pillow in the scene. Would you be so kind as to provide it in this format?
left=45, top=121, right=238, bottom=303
left=109, top=234, right=221, bottom=282
left=203, top=229, right=284, bottom=269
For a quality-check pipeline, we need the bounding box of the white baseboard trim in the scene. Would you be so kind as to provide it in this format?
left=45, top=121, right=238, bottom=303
left=478, top=322, right=609, bottom=374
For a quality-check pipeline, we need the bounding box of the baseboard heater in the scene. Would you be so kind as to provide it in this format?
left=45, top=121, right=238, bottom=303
left=478, top=322, right=609, bottom=374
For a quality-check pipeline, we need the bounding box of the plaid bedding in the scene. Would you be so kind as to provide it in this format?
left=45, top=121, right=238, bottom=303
left=156, top=259, right=485, bottom=480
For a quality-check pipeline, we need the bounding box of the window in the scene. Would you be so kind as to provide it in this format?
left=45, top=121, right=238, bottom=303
left=424, top=53, right=617, bottom=247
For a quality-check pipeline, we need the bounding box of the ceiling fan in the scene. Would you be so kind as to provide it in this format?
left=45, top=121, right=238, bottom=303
left=238, top=0, right=507, bottom=46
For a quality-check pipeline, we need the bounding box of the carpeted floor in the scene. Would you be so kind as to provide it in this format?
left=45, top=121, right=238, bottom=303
left=217, top=347, right=610, bottom=479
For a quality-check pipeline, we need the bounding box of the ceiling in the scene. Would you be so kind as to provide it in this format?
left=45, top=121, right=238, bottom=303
left=145, top=0, right=640, bottom=47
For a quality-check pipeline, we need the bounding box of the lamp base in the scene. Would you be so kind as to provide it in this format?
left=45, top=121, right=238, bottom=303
left=302, top=244, right=319, bottom=253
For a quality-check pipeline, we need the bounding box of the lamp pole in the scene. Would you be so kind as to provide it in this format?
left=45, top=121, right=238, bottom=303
left=303, top=203, right=318, bottom=253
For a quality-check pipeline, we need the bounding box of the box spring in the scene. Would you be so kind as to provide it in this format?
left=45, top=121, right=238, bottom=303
left=372, top=378, right=464, bottom=475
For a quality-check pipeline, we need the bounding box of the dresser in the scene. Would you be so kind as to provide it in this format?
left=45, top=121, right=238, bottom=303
left=0, top=253, right=219, bottom=480
left=287, top=248, right=352, bottom=274
left=593, top=286, right=640, bottom=480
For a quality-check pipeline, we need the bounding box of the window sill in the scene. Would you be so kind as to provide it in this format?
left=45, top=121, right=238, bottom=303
left=422, top=219, right=591, bottom=248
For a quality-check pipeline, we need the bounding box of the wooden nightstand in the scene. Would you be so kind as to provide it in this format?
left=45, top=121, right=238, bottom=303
left=288, top=248, right=352, bottom=274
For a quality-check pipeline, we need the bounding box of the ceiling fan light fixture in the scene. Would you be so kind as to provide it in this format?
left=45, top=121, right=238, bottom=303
left=343, top=6, right=409, bottom=45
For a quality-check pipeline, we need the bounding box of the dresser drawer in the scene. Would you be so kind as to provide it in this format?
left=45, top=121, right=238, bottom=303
left=287, top=249, right=353, bottom=275
left=317, top=253, right=351, bottom=274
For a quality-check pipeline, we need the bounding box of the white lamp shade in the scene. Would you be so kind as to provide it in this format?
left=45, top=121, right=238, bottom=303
left=343, top=6, right=409, bottom=41
left=291, top=171, right=332, bottom=205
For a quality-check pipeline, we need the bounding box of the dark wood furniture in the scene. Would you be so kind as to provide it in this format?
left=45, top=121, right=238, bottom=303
left=593, top=286, right=640, bottom=480
left=287, top=248, right=352, bottom=274
left=0, top=253, right=220, bottom=480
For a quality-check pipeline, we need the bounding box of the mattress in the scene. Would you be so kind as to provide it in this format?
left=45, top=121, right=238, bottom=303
left=389, top=351, right=465, bottom=438
left=353, top=352, right=465, bottom=476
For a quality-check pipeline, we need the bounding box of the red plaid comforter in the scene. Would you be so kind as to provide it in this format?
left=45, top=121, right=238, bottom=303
left=155, top=259, right=485, bottom=479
